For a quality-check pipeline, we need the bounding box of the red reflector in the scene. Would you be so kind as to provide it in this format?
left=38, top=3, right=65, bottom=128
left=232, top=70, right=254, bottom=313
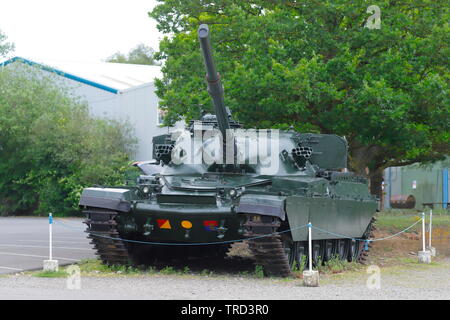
left=157, top=219, right=171, bottom=229
left=203, top=220, right=218, bottom=231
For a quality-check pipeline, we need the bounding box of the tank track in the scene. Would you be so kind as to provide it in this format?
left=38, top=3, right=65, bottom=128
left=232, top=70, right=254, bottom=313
left=83, top=208, right=131, bottom=266
left=244, top=214, right=376, bottom=277
left=356, top=217, right=377, bottom=264
left=243, top=214, right=292, bottom=277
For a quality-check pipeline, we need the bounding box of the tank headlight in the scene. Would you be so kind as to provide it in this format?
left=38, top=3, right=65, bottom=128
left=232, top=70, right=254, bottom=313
left=142, top=186, right=150, bottom=194
left=229, top=189, right=237, bottom=198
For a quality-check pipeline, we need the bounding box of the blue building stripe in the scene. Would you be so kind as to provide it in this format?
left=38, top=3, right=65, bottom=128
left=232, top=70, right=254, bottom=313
left=0, top=57, right=119, bottom=94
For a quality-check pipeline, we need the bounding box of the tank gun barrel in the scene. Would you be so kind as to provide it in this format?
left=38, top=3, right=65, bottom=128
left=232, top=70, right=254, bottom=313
left=198, top=24, right=230, bottom=137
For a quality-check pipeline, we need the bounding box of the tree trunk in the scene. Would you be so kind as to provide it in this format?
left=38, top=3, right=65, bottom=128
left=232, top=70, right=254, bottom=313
left=347, top=139, right=384, bottom=200
left=368, top=169, right=384, bottom=201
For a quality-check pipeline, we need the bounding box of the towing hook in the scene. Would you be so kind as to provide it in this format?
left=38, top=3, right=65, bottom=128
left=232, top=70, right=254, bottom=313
left=143, top=219, right=154, bottom=236
left=216, top=220, right=228, bottom=239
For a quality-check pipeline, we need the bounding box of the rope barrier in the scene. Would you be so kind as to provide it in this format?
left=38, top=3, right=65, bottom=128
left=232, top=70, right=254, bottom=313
left=310, top=218, right=422, bottom=243
left=53, top=219, right=85, bottom=231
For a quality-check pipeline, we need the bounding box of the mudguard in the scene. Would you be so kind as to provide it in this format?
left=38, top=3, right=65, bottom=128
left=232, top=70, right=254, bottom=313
left=79, top=187, right=133, bottom=212
left=286, top=195, right=377, bottom=241
left=237, top=194, right=286, bottom=220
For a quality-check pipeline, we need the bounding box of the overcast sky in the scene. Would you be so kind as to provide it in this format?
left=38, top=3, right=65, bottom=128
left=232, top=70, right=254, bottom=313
left=0, top=0, right=163, bottom=62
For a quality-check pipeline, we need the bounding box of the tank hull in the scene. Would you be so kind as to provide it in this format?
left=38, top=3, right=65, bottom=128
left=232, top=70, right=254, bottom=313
left=80, top=181, right=377, bottom=246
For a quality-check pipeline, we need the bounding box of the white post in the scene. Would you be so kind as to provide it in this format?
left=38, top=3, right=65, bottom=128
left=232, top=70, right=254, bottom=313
left=429, top=209, right=432, bottom=248
left=49, top=212, right=53, bottom=261
left=422, top=212, right=426, bottom=252
left=43, top=212, right=58, bottom=271
left=308, top=222, right=312, bottom=272
left=302, top=222, right=319, bottom=287
left=418, top=212, right=431, bottom=264
left=428, top=209, right=436, bottom=256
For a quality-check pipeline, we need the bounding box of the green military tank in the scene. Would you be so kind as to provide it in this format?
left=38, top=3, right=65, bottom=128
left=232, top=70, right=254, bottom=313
left=79, top=24, right=378, bottom=277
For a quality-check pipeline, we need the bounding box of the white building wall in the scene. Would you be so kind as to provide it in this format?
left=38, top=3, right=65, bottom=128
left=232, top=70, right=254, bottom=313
left=46, top=73, right=168, bottom=161
left=119, top=83, right=168, bottom=161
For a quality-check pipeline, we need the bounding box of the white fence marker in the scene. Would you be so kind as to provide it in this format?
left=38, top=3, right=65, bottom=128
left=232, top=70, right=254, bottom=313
left=302, top=222, right=319, bottom=287
left=429, top=209, right=432, bottom=248
left=49, top=212, right=53, bottom=260
left=422, top=212, right=426, bottom=252
left=43, top=212, right=59, bottom=272
left=308, top=222, right=312, bottom=272
left=428, top=209, right=436, bottom=256
left=418, top=212, right=431, bottom=264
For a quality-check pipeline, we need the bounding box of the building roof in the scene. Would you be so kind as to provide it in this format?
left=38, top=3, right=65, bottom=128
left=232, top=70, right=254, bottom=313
left=0, top=56, right=162, bottom=94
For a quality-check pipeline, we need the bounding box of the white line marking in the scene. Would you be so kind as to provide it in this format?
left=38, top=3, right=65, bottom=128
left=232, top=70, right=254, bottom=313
left=54, top=234, right=87, bottom=240
left=0, top=266, right=23, bottom=271
left=16, top=239, right=89, bottom=245
left=0, top=251, right=79, bottom=261
left=0, top=244, right=92, bottom=251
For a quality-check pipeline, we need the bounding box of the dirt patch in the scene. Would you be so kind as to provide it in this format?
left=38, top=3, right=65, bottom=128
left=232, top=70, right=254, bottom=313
left=228, top=241, right=253, bottom=258
left=367, top=227, right=450, bottom=267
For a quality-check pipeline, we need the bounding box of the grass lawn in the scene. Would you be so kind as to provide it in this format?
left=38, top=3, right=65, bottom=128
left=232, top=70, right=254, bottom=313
left=375, top=209, right=450, bottom=233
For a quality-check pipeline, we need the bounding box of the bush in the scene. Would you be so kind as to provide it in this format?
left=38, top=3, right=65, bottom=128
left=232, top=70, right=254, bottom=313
left=0, top=65, right=136, bottom=216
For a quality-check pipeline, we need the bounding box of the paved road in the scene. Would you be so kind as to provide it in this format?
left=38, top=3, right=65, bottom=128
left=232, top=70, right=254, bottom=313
left=0, top=217, right=95, bottom=274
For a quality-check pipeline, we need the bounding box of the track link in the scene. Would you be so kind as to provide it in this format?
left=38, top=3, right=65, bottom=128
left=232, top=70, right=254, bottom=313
left=83, top=208, right=131, bottom=266
left=243, top=215, right=292, bottom=277
left=356, top=217, right=377, bottom=264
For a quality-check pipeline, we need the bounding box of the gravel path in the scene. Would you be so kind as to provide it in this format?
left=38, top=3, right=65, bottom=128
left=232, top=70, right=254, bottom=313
left=1, top=259, right=449, bottom=300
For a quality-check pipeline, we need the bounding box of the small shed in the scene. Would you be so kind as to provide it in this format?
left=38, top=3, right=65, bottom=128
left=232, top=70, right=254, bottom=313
left=1, top=56, right=173, bottom=161
left=383, top=160, right=449, bottom=210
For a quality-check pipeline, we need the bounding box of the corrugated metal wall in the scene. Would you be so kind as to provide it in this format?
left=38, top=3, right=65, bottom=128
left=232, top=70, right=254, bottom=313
left=384, top=161, right=449, bottom=209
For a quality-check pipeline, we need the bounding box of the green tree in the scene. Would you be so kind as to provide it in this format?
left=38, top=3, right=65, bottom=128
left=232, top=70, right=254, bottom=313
left=150, top=0, right=449, bottom=196
left=0, top=29, right=14, bottom=57
left=106, top=43, right=160, bottom=65
left=0, top=64, right=136, bottom=216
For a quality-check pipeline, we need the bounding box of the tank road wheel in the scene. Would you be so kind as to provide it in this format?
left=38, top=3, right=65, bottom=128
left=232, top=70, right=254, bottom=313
left=312, top=240, right=325, bottom=267
left=348, top=239, right=359, bottom=262
left=335, top=239, right=349, bottom=260
left=294, top=241, right=308, bottom=271
left=281, top=234, right=296, bottom=268
left=323, top=239, right=336, bottom=262
left=281, top=238, right=310, bottom=272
